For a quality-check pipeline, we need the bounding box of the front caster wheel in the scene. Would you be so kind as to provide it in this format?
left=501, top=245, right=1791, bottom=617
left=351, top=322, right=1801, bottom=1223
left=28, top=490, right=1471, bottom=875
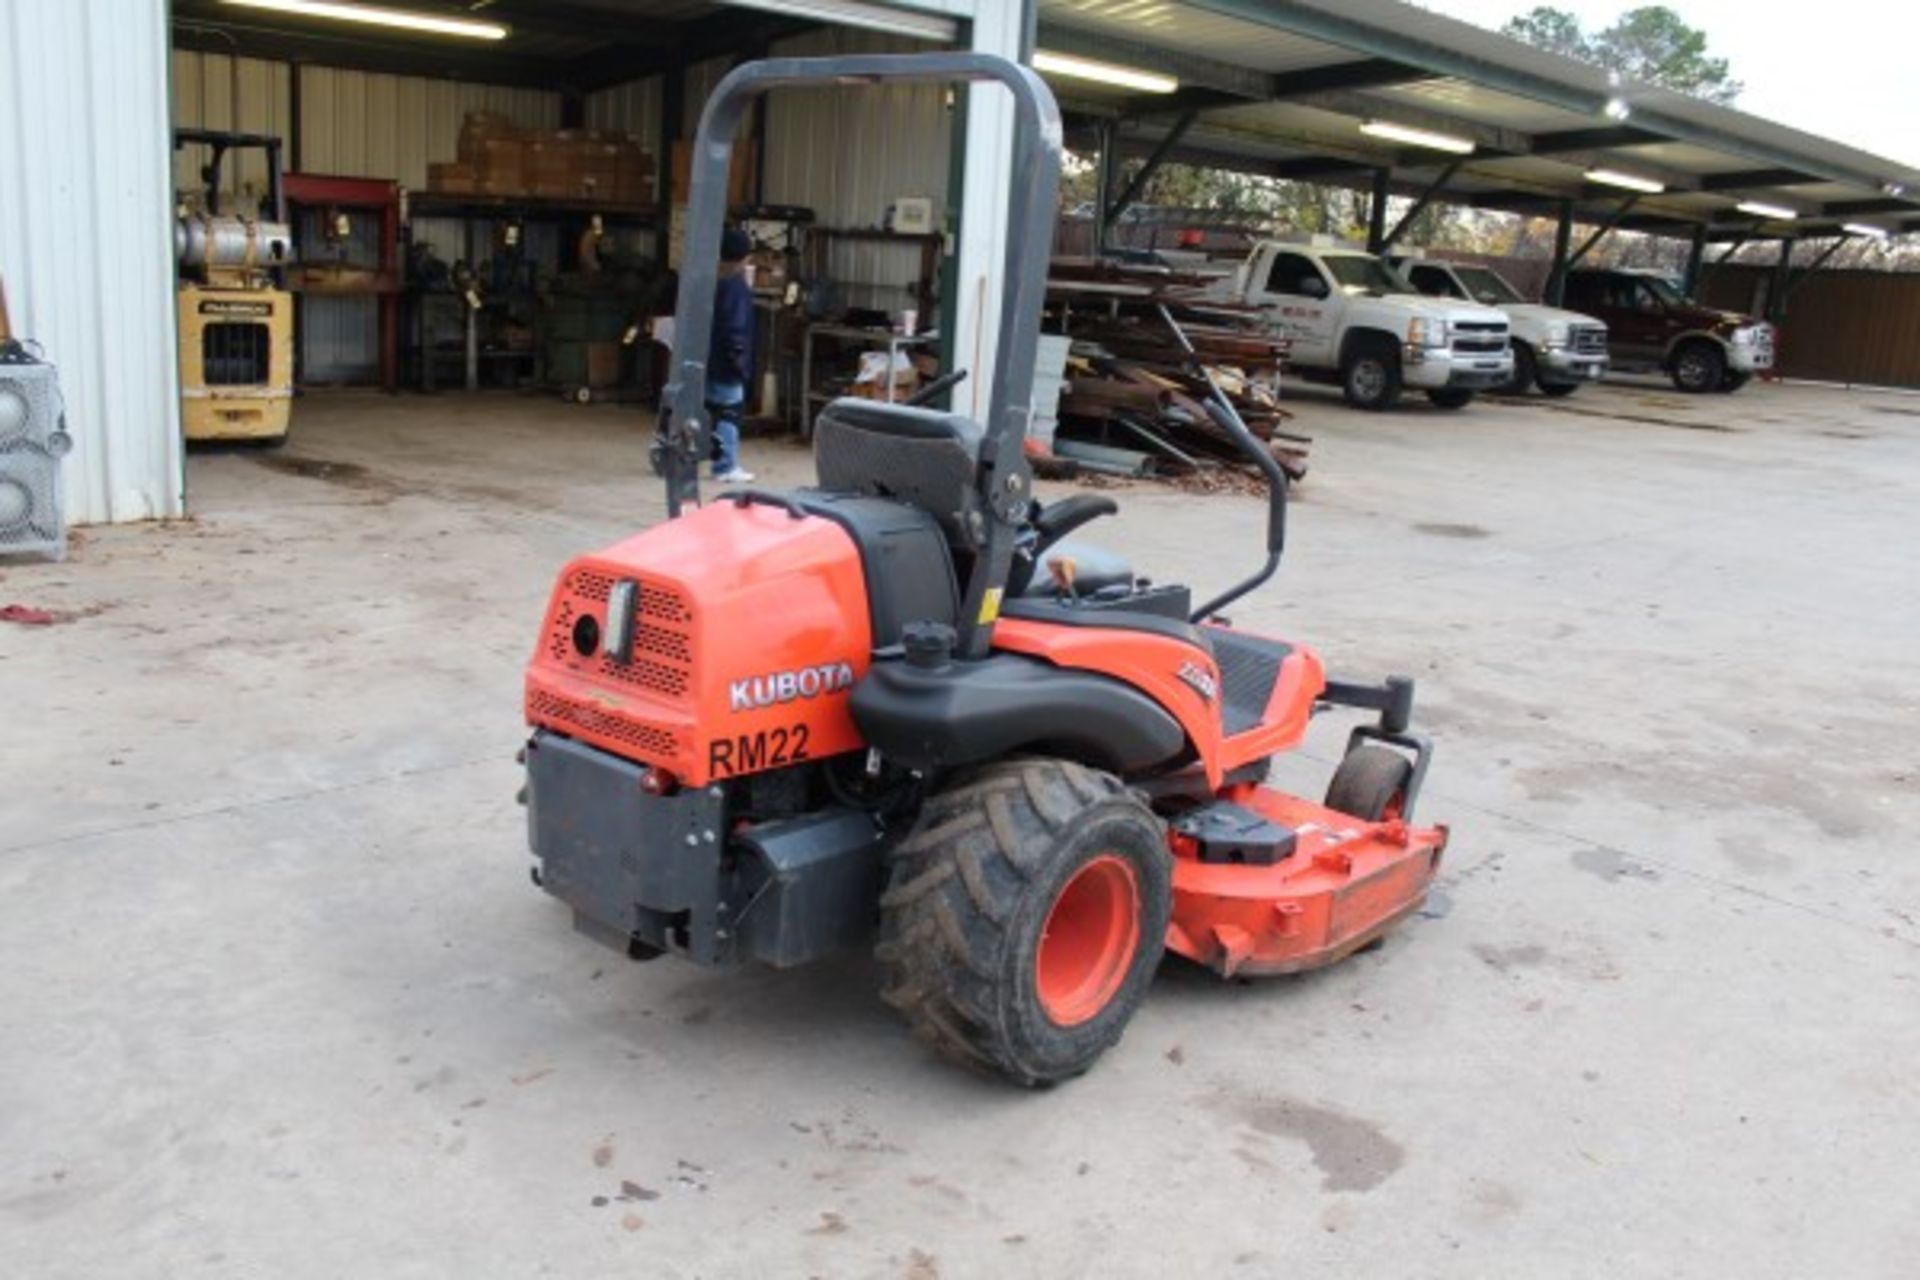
left=1326, top=745, right=1414, bottom=822
left=876, top=759, right=1171, bottom=1087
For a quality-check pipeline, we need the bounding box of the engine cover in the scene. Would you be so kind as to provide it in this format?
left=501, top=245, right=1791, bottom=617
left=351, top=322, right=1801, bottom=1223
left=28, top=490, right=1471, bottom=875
left=525, top=499, right=876, bottom=786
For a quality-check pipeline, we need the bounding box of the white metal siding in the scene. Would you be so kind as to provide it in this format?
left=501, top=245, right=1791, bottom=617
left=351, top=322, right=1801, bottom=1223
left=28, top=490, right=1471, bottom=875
left=1, top=0, right=182, bottom=525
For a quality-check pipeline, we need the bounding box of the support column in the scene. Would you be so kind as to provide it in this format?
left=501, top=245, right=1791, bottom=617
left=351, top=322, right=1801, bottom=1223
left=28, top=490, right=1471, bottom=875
left=657, top=67, right=686, bottom=216
left=1366, top=168, right=1390, bottom=254
left=1682, top=223, right=1706, bottom=297
left=1092, top=118, right=1117, bottom=258
left=952, top=1, right=1028, bottom=424
left=1768, top=237, right=1797, bottom=324
left=1546, top=199, right=1573, bottom=305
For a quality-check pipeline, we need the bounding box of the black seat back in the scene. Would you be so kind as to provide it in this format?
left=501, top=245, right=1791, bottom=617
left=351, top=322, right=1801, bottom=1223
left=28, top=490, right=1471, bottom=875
left=814, top=398, right=986, bottom=551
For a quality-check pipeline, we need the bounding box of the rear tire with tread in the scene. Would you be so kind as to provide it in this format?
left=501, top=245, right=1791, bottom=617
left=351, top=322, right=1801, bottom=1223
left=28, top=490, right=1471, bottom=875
left=875, top=758, right=1170, bottom=1087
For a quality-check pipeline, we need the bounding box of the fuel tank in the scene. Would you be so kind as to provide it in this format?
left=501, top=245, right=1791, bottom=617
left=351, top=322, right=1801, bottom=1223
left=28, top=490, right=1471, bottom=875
left=525, top=500, right=873, bottom=787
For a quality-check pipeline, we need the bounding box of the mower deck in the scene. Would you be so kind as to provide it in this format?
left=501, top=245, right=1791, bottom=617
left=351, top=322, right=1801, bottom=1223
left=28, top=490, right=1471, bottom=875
left=1166, top=788, right=1447, bottom=978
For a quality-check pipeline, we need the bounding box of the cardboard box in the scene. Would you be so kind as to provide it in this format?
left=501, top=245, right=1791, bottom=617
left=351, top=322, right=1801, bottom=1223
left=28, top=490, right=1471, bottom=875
left=475, top=137, right=527, bottom=189
left=427, top=161, right=476, bottom=194
left=612, top=171, right=655, bottom=205
left=457, top=111, right=520, bottom=163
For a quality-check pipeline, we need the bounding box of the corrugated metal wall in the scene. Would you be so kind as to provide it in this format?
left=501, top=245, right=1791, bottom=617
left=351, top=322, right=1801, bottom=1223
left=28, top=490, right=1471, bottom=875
left=585, top=29, right=954, bottom=312
left=169, top=51, right=292, bottom=205
left=2, top=1, right=182, bottom=525
left=295, top=66, right=558, bottom=190
left=585, top=76, right=664, bottom=141
left=1702, top=265, right=1920, bottom=389
left=763, top=28, right=953, bottom=313
left=169, top=51, right=560, bottom=193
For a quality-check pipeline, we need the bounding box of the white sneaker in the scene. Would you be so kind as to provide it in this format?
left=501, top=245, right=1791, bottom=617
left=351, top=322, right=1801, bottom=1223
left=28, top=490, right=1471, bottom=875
left=714, top=467, right=755, bottom=484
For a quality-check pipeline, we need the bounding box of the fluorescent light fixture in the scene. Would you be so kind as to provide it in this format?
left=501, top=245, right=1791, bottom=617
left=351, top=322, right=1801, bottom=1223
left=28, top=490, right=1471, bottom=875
left=1586, top=167, right=1664, bottom=194
left=725, top=0, right=956, bottom=42
left=221, top=0, right=507, bottom=39
left=1843, top=222, right=1890, bottom=238
left=1360, top=120, right=1475, bottom=155
left=1032, top=50, right=1178, bottom=94
left=1737, top=200, right=1798, bottom=220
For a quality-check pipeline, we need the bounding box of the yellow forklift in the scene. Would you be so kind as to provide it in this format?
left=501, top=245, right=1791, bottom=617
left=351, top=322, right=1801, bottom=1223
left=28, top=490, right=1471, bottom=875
left=173, top=128, right=294, bottom=443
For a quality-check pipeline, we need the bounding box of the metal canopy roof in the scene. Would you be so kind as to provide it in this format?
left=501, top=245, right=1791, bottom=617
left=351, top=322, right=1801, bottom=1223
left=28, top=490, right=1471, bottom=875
left=171, top=0, right=817, bottom=92
left=1037, top=0, right=1920, bottom=242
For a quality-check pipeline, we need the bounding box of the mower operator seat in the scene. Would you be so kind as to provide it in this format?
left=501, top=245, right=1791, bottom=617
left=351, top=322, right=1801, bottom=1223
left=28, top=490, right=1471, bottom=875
left=814, top=398, right=987, bottom=551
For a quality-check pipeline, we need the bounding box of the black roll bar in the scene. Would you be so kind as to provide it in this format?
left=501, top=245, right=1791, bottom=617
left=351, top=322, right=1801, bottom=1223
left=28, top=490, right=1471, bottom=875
left=656, top=53, right=1063, bottom=660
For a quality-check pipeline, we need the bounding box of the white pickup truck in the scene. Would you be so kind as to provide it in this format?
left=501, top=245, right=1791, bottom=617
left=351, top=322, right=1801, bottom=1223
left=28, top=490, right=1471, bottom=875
left=1390, top=255, right=1609, bottom=397
left=1218, top=241, right=1513, bottom=411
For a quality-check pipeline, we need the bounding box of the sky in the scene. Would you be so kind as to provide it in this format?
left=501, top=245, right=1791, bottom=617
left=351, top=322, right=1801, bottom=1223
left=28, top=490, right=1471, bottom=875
left=1418, top=0, right=1920, bottom=168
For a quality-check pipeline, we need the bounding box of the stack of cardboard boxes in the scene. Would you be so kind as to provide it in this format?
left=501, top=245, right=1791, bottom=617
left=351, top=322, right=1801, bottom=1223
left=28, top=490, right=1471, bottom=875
left=427, top=112, right=656, bottom=205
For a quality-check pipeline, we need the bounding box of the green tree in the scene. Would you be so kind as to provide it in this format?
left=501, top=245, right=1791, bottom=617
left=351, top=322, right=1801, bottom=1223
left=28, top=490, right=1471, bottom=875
left=1502, top=5, right=1742, bottom=104
left=1503, top=5, right=1588, bottom=59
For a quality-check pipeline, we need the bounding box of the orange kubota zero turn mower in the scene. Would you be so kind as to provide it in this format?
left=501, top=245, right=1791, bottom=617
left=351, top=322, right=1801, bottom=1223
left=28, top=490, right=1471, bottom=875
left=521, top=54, right=1448, bottom=1086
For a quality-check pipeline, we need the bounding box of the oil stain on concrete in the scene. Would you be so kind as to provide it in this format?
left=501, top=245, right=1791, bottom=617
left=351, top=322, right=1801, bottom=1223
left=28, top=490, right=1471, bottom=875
left=1571, top=847, right=1661, bottom=883
left=1234, top=1097, right=1405, bottom=1192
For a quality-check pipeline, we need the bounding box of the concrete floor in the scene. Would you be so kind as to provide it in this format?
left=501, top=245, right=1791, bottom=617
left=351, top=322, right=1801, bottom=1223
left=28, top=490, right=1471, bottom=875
left=3, top=377, right=1917, bottom=1278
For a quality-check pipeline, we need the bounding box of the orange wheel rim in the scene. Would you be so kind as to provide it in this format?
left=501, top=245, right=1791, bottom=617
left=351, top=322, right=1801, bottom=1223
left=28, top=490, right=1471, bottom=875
left=1036, top=854, right=1141, bottom=1027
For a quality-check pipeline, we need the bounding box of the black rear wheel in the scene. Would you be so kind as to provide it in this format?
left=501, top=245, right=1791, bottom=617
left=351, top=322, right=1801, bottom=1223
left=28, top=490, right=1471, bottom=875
left=1671, top=340, right=1726, bottom=394
left=1326, top=745, right=1414, bottom=822
left=876, top=759, right=1171, bottom=1086
left=1503, top=342, right=1538, bottom=395
left=1427, top=388, right=1475, bottom=411
left=1540, top=380, right=1580, bottom=398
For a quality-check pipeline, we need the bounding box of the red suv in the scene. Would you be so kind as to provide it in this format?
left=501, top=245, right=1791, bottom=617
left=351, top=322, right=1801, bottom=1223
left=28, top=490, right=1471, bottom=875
left=1562, top=269, right=1773, bottom=394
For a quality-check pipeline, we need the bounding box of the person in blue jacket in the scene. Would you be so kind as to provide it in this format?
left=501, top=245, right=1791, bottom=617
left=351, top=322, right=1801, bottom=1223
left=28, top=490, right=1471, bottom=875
left=707, top=227, right=756, bottom=483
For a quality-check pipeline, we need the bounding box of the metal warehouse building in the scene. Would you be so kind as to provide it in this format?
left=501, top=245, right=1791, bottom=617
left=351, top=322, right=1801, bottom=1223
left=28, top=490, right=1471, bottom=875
left=2, top=0, right=1916, bottom=530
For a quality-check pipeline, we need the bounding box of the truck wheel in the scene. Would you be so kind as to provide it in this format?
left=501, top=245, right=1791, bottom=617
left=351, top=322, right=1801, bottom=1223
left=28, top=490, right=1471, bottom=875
left=1503, top=342, right=1537, bottom=395
left=875, top=758, right=1171, bottom=1087
left=1342, top=340, right=1403, bottom=411
left=1427, top=388, right=1475, bottom=410
left=1720, top=370, right=1752, bottom=393
left=1540, top=381, right=1579, bottom=398
left=1326, top=745, right=1414, bottom=822
left=1670, top=340, right=1725, bottom=394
